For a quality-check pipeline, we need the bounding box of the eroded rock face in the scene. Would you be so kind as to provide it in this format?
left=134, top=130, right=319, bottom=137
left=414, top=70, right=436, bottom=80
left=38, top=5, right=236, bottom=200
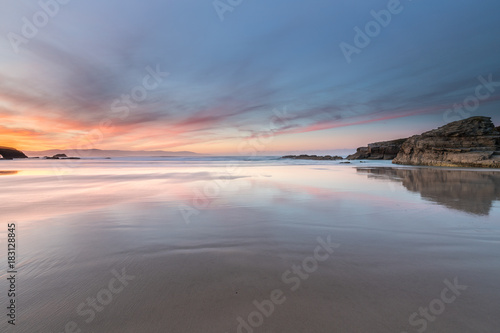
left=393, top=117, right=500, bottom=168
left=0, top=146, right=28, bottom=159
left=347, top=139, right=407, bottom=160
left=346, top=147, right=369, bottom=160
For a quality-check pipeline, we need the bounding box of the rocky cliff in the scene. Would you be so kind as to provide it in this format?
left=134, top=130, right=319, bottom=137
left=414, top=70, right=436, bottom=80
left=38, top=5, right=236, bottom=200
left=393, top=116, right=500, bottom=168
left=347, top=138, right=407, bottom=160
left=0, top=146, right=28, bottom=159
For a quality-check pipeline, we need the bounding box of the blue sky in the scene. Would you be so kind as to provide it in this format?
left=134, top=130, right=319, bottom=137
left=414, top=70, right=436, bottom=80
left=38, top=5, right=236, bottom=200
left=1, top=0, right=499, bottom=154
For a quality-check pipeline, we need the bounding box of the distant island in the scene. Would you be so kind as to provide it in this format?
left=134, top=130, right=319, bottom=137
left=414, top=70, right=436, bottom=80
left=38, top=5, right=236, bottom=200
left=24, top=149, right=201, bottom=158
left=1, top=147, right=201, bottom=160
left=42, top=154, right=80, bottom=160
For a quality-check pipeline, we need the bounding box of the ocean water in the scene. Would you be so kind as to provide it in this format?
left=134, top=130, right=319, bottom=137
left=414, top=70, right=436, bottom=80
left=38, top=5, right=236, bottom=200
left=1, top=157, right=500, bottom=332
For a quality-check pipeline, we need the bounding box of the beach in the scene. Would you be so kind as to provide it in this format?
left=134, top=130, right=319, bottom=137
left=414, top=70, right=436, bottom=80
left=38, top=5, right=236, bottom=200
left=1, top=157, right=500, bottom=332
left=2, top=0, right=500, bottom=331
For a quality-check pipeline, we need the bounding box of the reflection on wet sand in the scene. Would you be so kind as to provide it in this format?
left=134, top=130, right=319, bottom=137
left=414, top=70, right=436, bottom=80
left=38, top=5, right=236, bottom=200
left=357, top=167, right=500, bottom=216
left=0, top=170, right=18, bottom=176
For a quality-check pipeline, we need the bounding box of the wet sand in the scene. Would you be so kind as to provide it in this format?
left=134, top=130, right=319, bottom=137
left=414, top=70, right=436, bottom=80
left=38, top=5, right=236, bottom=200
left=1, top=160, right=500, bottom=332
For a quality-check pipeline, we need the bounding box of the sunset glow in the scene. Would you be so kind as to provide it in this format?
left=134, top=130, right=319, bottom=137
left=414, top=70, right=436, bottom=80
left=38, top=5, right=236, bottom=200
left=1, top=1, right=500, bottom=154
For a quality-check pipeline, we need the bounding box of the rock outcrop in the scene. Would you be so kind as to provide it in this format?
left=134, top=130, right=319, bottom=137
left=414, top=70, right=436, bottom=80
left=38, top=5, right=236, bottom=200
left=346, top=147, right=369, bottom=160
left=0, top=146, right=28, bottom=159
left=282, top=154, right=343, bottom=160
left=347, top=139, right=407, bottom=160
left=393, top=116, right=500, bottom=168
left=43, top=153, right=80, bottom=160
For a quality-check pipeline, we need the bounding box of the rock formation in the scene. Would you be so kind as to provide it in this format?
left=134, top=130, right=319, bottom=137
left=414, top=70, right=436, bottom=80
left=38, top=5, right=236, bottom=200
left=393, top=116, right=500, bottom=168
left=282, top=154, right=343, bottom=160
left=0, top=146, right=28, bottom=159
left=44, top=153, right=80, bottom=160
left=347, top=139, right=407, bottom=160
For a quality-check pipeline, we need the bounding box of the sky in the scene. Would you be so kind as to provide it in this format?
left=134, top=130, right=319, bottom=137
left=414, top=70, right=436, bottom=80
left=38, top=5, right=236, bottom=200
left=1, top=0, right=500, bottom=155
